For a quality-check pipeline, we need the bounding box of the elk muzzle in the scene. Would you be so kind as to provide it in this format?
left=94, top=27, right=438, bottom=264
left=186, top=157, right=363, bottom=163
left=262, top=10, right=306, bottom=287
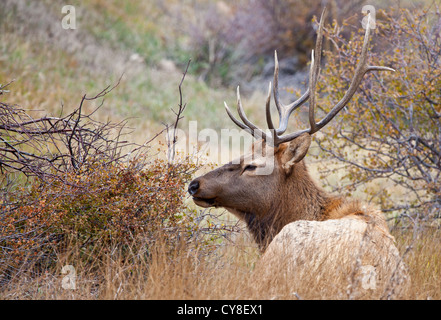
left=188, top=178, right=217, bottom=208
left=188, top=180, right=199, bottom=196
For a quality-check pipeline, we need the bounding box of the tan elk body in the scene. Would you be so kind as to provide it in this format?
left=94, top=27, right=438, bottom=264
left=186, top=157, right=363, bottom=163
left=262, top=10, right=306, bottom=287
left=188, top=11, right=410, bottom=298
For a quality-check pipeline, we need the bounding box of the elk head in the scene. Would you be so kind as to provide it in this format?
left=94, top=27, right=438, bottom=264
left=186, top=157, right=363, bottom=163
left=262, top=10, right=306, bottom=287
left=188, top=11, right=394, bottom=249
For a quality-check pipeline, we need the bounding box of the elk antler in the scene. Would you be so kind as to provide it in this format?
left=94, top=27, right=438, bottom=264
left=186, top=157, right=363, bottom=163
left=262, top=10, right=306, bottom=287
left=224, top=9, right=394, bottom=147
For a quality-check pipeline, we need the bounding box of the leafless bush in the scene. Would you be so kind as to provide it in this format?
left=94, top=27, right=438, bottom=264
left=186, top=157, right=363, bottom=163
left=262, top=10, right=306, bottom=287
left=0, top=78, right=135, bottom=182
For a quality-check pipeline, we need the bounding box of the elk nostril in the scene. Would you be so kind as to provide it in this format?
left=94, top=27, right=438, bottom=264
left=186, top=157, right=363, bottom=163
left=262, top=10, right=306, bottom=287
left=188, top=180, right=200, bottom=196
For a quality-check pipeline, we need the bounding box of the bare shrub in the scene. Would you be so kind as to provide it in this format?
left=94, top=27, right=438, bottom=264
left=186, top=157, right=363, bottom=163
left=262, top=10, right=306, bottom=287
left=0, top=79, right=133, bottom=180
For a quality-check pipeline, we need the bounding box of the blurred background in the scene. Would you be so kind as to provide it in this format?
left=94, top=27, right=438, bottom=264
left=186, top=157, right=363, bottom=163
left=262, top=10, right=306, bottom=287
left=0, top=0, right=425, bottom=137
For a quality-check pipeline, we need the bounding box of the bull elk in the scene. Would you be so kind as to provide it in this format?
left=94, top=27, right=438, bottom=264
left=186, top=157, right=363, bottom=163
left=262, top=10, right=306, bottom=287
left=188, top=11, right=410, bottom=297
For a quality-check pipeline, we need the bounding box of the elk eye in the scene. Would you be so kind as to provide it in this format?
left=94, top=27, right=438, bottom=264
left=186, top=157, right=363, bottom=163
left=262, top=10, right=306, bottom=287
left=244, top=164, right=257, bottom=171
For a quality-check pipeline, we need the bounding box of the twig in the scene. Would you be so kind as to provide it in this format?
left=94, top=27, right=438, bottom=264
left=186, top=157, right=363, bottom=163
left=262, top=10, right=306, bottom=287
left=167, top=59, right=191, bottom=165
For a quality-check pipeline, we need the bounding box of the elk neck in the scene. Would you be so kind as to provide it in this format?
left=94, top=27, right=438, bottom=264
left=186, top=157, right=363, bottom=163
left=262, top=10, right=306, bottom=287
left=283, top=160, right=334, bottom=221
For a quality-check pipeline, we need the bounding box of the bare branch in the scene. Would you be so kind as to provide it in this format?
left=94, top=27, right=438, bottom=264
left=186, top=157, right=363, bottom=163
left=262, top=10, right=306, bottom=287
left=167, top=59, right=191, bottom=165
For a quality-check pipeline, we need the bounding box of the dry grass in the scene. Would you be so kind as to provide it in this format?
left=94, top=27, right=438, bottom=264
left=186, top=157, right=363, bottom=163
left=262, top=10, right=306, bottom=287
left=1, top=226, right=439, bottom=300
left=392, top=227, right=441, bottom=300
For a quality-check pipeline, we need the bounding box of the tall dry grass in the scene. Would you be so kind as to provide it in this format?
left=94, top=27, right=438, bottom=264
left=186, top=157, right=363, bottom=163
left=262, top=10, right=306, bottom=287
left=392, top=227, right=441, bottom=300
left=1, top=226, right=439, bottom=300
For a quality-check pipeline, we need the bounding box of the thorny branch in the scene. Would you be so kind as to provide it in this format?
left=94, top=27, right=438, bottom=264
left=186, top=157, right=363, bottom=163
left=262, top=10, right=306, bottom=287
left=167, top=59, right=191, bottom=165
left=0, top=77, right=140, bottom=181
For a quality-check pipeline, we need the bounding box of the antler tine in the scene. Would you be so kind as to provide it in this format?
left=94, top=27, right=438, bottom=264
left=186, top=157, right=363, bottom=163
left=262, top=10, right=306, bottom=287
left=269, top=10, right=324, bottom=141
left=308, top=50, right=318, bottom=133
left=273, top=51, right=310, bottom=135
left=265, top=81, right=275, bottom=131
left=224, top=86, right=268, bottom=140
left=272, top=51, right=284, bottom=119
left=236, top=86, right=260, bottom=132
left=308, top=9, right=326, bottom=133
left=224, top=101, right=248, bottom=131
left=313, top=13, right=395, bottom=133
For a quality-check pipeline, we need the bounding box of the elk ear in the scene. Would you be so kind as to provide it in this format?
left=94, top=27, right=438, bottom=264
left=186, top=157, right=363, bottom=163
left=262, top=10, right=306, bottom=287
left=281, top=133, right=311, bottom=175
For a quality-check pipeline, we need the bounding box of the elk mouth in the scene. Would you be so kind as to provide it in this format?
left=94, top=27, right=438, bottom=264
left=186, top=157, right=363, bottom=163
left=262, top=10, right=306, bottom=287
left=192, top=196, right=217, bottom=208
